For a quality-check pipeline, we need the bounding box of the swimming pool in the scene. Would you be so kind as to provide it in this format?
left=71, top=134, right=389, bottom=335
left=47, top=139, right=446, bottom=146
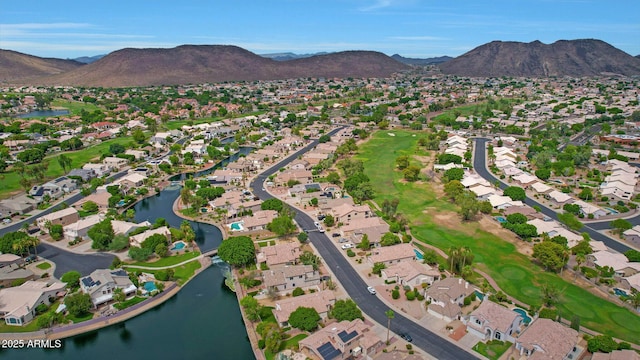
left=474, top=290, right=485, bottom=301
left=144, top=281, right=157, bottom=293
left=116, top=200, right=126, bottom=207
left=229, top=221, right=244, bottom=231
left=171, top=241, right=186, bottom=251
left=513, top=308, right=531, bottom=324
left=604, top=207, right=619, bottom=214
left=495, top=216, right=507, bottom=223
left=414, top=249, right=424, bottom=260
left=613, top=288, right=628, bottom=297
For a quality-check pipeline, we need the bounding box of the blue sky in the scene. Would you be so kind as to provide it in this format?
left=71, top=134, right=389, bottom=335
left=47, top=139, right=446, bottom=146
left=1, top=0, right=639, bottom=59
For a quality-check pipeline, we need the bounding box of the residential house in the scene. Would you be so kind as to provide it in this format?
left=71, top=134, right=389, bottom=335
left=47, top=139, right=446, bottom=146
left=103, top=156, right=128, bottom=170
left=469, top=185, right=498, bottom=201
left=592, top=350, right=640, bottom=360
left=0, top=264, right=35, bottom=288
left=63, top=214, right=104, bottom=241
left=503, top=206, right=544, bottom=220
left=82, top=163, right=111, bottom=177
left=74, top=191, right=111, bottom=212
left=340, top=217, right=390, bottom=246
left=424, top=277, right=473, bottom=321
left=237, top=210, right=278, bottom=231
left=299, top=319, right=383, bottom=360
left=587, top=250, right=640, bottom=277
left=0, top=254, right=22, bottom=268
left=623, top=225, right=640, bottom=247
left=256, top=242, right=301, bottom=268
left=0, top=280, right=66, bottom=326
left=530, top=182, right=553, bottom=195
left=261, top=264, right=320, bottom=293
left=275, top=169, right=314, bottom=186
left=545, top=190, right=574, bottom=207
left=68, top=168, right=97, bottom=182
left=111, top=220, right=151, bottom=236
left=35, top=176, right=78, bottom=199
left=573, top=200, right=608, bottom=219
left=488, top=194, right=523, bottom=210
left=273, top=290, right=335, bottom=327
left=381, top=261, right=440, bottom=286
left=465, top=300, right=522, bottom=342
left=515, top=318, right=580, bottom=360
left=80, top=269, right=137, bottom=308
left=114, top=172, right=147, bottom=191
left=129, top=226, right=171, bottom=247
left=36, top=207, right=80, bottom=229
left=600, top=181, right=634, bottom=202
left=512, top=173, right=539, bottom=188
left=367, top=243, right=416, bottom=266
left=124, top=149, right=147, bottom=160
left=0, top=199, right=34, bottom=217
left=331, top=203, right=371, bottom=225
left=461, top=174, right=491, bottom=188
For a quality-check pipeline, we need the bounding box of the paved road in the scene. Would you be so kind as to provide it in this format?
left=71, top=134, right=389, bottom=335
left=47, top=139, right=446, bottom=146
left=37, top=243, right=115, bottom=278
left=250, top=128, right=478, bottom=360
left=473, top=138, right=632, bottom=254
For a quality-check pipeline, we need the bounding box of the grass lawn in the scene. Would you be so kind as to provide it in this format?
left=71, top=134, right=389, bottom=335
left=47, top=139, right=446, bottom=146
left=265, top=333, right=308, bottom=360
left=0, top=300, right=62, bottom=333
left=0, top=136, right=133, bottom=198
left=36, top=261, right=52, bottom=270
left=356, top=130, right=640, bottom=343
left=114, top=296, right=146, bottom=310
left=51, top=99, right=102, bottom=115
left=259, top=306, right=276, bottom=323
left=66, top=312, right=94, bottom=324
left=473, top=340, right=512, bottom=360
left=170, top=260, right=201, bottom=285
left=124, top=250, right=200, bottom=268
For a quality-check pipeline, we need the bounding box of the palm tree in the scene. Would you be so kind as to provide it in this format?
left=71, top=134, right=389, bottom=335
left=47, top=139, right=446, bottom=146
left=448, top=246, right=460, bottom=274
left=57, top=154, right=72, bottom=174
left=575, top=253, right=586, bottom=281
left=629, top=292, right=640, bottom=311
left=385, top=309, right=394, bottom=344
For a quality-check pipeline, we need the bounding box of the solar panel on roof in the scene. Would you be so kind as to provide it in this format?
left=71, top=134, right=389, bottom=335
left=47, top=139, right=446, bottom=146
left=317, top=342, right=341, bottom=360
left=81, top=277, right=95, bottom=287
left=337, top=330, right=358, bottom=343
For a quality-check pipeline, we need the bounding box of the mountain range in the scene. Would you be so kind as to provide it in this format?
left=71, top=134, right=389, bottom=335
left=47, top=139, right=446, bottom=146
left=1, top=39, right=639, bottom=87
left=439, top=39, right=640, bottom=77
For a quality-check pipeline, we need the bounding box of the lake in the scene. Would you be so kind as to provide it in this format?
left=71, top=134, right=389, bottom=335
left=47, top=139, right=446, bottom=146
left=17, top=110, right=70, bottom=118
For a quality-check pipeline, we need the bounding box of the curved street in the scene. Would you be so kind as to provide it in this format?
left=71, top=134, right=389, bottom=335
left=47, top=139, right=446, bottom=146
left=250, top=128, right=478, bottom=360
left=473, top=138, right=633, bottom=254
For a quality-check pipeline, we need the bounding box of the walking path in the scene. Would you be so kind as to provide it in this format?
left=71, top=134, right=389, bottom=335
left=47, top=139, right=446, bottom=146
left=123, top=255, right=204, bottom=270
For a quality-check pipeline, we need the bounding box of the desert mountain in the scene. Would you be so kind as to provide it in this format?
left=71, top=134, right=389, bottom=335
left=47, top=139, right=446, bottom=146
left=391, top=54, right=453, bottom=65
left=439, top=39, right=640, bottom=77
left=73, top=55, right=105, bottom=64
left=32, top=45, right=409, bottom=87
left=0, top=49, right=84, bottom=83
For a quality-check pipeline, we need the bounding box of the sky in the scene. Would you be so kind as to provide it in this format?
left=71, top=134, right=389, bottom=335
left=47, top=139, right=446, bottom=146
left=1, top=0, right=639, bottom=59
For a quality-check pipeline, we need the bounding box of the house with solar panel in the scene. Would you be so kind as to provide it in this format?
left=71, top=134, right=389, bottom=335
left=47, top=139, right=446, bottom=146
left=79, top=269, right=137, bottom=308
left=298, top=319, right=383, bottom=360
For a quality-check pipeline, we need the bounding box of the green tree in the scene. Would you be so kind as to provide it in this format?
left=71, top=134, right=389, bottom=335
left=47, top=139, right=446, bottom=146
left=444, top=180, right=464, bottom=201
left=395, top=155, right=410, bottom=170
left=113, top=287, right=126, bottom=303
left=455, top=190, right=479, bottom=221
left=240, top=295, right=262, bottom=322
left=218, top=236, right=255, bottom=267
left=132, top=129, right=146, bottom=144
left=128, top=246, right=153, bottom=261
left=57, top=154, right=73, bottom=174
left=587, top=335, right=619, bottom=353
left=403, top=165, right=421, bottom=182
left=261, top=198, right=284, bottom=212
left=535, top=168, right=551, bottom=180
left=330, top=299, right=364, bottom=321
left=297, top=232, right=308, bottom=243
left=503, top=186, right=526, bottom=201
left=326, top=171, right=341, bottom=185
left=624, top=249, right=640, bottom=262
left=541, top=283, right=560, bottom=307
left=292, top=287, right=305, bottom=296
left=88, top=218, right=115, bottom=250
left=263, top=323, right=283, bottom=353
left=267, top=215, right=296, bottom=236
left=323, top=214, right=335, bottom=227
left=49, top=224, right=63, bottom=241
left=357, top=234, right=370, bottom=250
left=557, top=212, right=584, bottom=231
left=380, top=232, right=401, bottom=246
left=61, top=270, right=82, bottom=290
left=288, top=306, right=321, bottom=331
left=385, top=310, right=395, bottom=344
left=533, top=241, right=568, bottom=272
left=109, top=143, right=125, bottom=155
left=578, top=188, right=593, bottom=201
left=299, top=251, right=321, bottom=270
left=82, top=201, right=99, bottom=214
left=443, top=167, right=464, bottom=182
left=65, top=292, right=92, bottom=317
left=610, top=218, right=632, bottom=235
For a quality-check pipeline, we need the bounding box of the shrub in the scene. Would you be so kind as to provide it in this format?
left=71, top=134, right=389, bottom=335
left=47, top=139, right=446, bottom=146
left=538, top=308, right=558, bottom=319
left=392, top=289, right=400, bottom=299
left=292, top=287, right=305, bottom=297
left=258, top=339, right=266, bottom=349
left=346, top=249, right=356, bottom=257
left=405, top=290, right=416, bottom=301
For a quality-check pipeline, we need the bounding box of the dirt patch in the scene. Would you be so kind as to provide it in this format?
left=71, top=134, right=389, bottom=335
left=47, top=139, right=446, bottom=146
left=477, top=216, right=533, bottom=256
left=413, top=155, right=433, bottom=167
left=423, top=208, right=475, bottom=236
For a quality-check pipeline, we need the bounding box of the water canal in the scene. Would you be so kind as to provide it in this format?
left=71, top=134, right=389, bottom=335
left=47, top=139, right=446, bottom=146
left=1, top=147, right=256, bottom=359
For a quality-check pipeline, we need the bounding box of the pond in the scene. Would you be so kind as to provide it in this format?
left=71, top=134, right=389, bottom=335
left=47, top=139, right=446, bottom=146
left=17, top=109, right=70, bottom=118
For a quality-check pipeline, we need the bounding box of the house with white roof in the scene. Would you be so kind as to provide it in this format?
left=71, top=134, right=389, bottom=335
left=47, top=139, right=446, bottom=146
left=512, top=173, right=539, bottom=188
left=129, top=226, right=171, bottom=247
left=587, top=250, right=640, bottom=277
left=63, top=214, right=104, bottom=241
left=530, top=182, right=553, bottom=195
left=465, top=300, right=523, bottom=342
left=600, top=181, right=635, bottom=202
left=546, top=190, right=574, bottom=207
left=469, top=185, right=498, bottom=200
left=424, top=277, right=473, bottom=322
left=80, top=269, right=137, bottom=308
left=381, top=261, right=441, bottom=286
left=273, top=290, right=335, bottom=327
left=488, top=194, right=522, bottom=210
left=461, top=174, right=490, bottom=188
left=572, top=200, right=608, bottom=219
left=367, top=243, right=416, bottom=266
left=623, top=225, right=640, bottom=247
left=0, top=280, right=66, bottom=326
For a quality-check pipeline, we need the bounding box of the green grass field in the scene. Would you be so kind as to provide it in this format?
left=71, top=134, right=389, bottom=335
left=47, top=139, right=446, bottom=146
left=0, top=136, right=133, bottom=199
left=51, top=99, right=102, bottom=115
left=356, top=130, right=640, bottom=343
left=125, top=250, right=200, bottom=268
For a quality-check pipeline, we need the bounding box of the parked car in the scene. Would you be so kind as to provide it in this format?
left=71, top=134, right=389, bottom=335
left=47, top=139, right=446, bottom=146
left=331, top=233, right=340, bottom=238
left=338, top=238, right=349, bottom=243
left=341, top=243, right=353, bottom=250
left=2, top=218, right=11, bottom=224
left=367, top=286, right=376, bottom=295
left=25, top=255, right=37, bottom=263
left=400, top=333, right=412, bottom=342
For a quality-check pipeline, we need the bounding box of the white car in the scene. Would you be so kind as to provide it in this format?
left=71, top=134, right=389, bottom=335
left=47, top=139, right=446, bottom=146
left=341, top=243, right=353, bottom=250
left=367, top=286, right=376, bottom=295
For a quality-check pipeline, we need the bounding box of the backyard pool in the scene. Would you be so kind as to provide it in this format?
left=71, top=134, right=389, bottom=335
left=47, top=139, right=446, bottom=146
left=495, top=216, right=507, bottom=223
left=414, top=249, right=424, bottom=260
left=144, top=281, right=157, bottom=293
left=605, top=207, right=619, bottom=214
left=229, top=221, right=244, bottom=231
left=474, top=290, right=485, bottom=301
left=513, top=308, right=532, bottom=324
left=116, top=200, right=126, bottom=207
left=171, top=241, right=186, bottom=251
left=613, top=288, right=628, bottom=297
